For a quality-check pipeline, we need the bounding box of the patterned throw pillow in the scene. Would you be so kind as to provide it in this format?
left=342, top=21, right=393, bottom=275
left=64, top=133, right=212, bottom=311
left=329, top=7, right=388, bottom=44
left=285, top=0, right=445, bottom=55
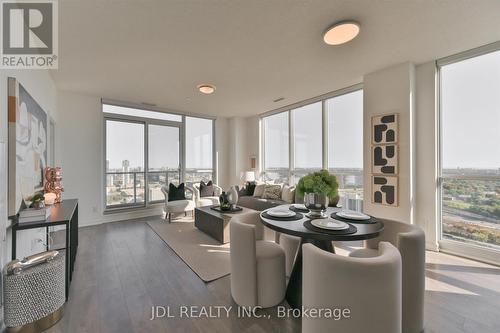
left=200, top=181, right=215, bottom=197
left=262, top=185, right=282, bottom=200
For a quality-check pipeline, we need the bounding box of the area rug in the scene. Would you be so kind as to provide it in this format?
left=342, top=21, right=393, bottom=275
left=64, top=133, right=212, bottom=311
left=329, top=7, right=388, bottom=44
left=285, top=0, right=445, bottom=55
left=147, top=218, right=231, bottom=282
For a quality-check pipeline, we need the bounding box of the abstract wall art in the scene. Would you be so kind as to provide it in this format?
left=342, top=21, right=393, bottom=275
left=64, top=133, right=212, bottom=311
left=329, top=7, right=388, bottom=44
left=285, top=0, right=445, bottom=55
left=372, top=144, right=398, bottom=175
left=372, top=113, right=398, bottom=144
left=8, top=78, right=48, bottom=216
left=371, top=112, right=399, bottom=207
left=372, top=176, right=398, bottom=206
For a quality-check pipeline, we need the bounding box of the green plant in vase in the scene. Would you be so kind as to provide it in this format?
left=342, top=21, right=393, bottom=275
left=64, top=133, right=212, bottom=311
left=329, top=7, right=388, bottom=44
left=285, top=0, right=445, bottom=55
left=297, top=170, right=339, bottom=217
left=27, top=191, right=46, bottom=209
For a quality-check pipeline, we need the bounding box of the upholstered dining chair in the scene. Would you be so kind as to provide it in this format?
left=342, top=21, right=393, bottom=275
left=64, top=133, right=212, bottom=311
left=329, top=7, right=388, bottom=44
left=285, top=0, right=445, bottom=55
left=230, top=211, right=286, bottom=308
left=302, top=242, right=402, bottom=333
left=349, top=218, right=425, bottom=333
left=161, top=185, right=195, bottom=223
left=276, top=233, right=301, bottom=278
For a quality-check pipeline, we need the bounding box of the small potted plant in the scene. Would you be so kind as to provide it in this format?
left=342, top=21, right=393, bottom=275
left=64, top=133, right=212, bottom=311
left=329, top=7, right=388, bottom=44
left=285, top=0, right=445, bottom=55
left=27, top=191, right=46, bottom=209
left=296, top=170, right=339, bottom=218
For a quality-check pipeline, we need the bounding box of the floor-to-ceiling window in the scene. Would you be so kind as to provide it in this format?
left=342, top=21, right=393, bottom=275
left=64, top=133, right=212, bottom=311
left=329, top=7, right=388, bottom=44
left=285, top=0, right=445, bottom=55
left=103, top=103, right=215, bottom=210
left=327, top=89, right=364, bottom=210
left=262, top=111, right=289, bottom=183
left=439, top=46, right=500, bottom=252
left=292, top=102, right=323, bottom=183
left=261, top=86, right=364, bottom=209
left=185, top=116, right=214, bottom=183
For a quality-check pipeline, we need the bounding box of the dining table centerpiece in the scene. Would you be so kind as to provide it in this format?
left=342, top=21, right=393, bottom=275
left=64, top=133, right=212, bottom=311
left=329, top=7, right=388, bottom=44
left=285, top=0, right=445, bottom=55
left=297, top=170, right=339, bottom=218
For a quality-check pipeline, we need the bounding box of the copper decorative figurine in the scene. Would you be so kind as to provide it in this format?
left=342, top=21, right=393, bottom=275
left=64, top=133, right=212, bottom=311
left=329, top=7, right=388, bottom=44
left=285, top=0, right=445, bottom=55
left=44, top=167, right=64, bottom=204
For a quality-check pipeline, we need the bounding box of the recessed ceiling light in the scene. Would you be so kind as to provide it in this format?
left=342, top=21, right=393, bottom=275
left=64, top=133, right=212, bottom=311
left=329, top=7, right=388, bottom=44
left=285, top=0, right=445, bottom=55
left=197, top=84, right=216, bottom=94
left=323, top=21, right=360, bottom=45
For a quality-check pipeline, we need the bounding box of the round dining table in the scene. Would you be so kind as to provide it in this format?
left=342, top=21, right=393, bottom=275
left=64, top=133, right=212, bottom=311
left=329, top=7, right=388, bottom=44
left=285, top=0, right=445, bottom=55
left=260, top=205, right=384, bottom=309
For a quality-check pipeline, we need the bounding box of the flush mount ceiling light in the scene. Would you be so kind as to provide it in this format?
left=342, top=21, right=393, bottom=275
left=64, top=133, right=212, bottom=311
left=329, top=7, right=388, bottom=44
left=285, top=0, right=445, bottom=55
left=197, top=84, right=216, bottom=94
left=323, top=20, right=360, bottom=45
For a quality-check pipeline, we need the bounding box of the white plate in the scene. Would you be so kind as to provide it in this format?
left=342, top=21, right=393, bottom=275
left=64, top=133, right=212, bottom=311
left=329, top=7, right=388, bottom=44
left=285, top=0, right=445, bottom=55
left=291, top=204, right=307, bottom=210
left=267, top=209, right=296, bottom=218
left=337, top=210, right=371, bottom=220
left=311, top=219, right=349, bottom=230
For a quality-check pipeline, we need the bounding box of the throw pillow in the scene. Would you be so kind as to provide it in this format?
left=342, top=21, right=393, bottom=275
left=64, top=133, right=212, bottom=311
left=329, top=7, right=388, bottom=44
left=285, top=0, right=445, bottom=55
left=262, top=185, right=282, bottom=200
left=281, top=185, right=295, bottom=203
left=168, top=183, right=186, bottom=201
left=200, top=180, right=215, bottom=197
left=253, top=184, right=266, bottom=197
left=246, top=181, right=257, bottom=196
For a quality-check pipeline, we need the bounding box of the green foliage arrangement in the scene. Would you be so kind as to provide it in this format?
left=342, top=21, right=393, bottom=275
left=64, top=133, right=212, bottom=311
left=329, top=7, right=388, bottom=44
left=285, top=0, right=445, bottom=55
left=296, top=170, right=339, bottom=200
left=27, top=191, right=45, bottom=208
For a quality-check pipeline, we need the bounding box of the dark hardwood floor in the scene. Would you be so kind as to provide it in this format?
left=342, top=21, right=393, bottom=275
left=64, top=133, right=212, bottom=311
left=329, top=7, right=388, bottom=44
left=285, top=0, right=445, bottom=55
left=45, top=218, right=500, bottom=333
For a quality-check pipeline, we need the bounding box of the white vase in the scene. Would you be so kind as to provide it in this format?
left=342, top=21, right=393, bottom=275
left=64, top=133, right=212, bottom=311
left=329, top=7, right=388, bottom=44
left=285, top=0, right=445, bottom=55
left=228, top=186, right=239, bottom=207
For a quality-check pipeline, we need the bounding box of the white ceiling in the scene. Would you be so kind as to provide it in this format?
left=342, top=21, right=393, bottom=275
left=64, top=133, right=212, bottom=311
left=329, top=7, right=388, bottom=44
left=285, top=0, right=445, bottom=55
left=51, top=0, right=500, bottom=117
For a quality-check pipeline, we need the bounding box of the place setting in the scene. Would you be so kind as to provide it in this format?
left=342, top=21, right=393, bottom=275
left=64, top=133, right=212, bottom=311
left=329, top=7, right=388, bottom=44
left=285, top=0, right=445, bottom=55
left=262, top=207, right=304, bottom=221
left=303, top=218, right=358, bottom=235
left=289, top=203, right=309, bottom=213
left=330, top=210, right=378, bottom=224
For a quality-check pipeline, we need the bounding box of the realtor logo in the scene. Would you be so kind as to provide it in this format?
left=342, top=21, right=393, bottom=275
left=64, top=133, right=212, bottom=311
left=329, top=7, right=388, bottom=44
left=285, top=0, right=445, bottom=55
left=1, top=0, right=58, bottom=68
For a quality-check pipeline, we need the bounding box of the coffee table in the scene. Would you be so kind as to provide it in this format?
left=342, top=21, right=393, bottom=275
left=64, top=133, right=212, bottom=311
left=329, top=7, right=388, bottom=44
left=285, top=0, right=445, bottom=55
left=195, top=205, right=254, bottom=243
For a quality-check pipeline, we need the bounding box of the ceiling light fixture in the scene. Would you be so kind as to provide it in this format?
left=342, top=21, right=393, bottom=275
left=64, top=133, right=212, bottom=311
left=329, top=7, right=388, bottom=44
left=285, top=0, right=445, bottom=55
left=323, top=20, right=360, bottom=45
left=197, top=84, right=216, bottom=94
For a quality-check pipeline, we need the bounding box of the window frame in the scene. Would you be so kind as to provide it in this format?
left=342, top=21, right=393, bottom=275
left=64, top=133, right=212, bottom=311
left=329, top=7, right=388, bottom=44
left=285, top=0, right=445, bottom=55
left=260, top=83, right=363, bottom=186
left=436, top=41, right=500, bottom=263
left=102, top=100, right=216, bottom=212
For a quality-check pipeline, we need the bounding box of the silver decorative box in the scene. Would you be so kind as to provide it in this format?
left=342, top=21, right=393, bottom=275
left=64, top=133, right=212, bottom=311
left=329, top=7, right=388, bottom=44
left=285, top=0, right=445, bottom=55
left=3, top=251, right=65, bottom=333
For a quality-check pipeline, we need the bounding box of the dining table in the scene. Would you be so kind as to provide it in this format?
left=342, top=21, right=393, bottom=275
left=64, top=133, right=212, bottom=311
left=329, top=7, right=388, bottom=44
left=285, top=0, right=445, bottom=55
left=260, top=204, right=384, bottom=309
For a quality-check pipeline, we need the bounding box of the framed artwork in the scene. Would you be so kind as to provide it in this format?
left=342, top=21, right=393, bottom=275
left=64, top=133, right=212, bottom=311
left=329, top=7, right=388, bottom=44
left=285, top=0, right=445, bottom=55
left=372, top=144, right=398, bottom=175
left=372, top=176, right=398, bottom=207
left=249, top=155, right=257, bottom=170
left=372, top=113, right=398, bottom=144
left=8, top=78, right=48, bottom=216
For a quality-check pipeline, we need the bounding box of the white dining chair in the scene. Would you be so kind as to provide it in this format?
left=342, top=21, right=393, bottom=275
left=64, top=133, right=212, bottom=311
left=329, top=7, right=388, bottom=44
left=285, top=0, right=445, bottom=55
left=349, top=218, right=425, bottom=333
left=303, top=241, right=402, bottom=333
left=230, top=211, right=286, bottom=308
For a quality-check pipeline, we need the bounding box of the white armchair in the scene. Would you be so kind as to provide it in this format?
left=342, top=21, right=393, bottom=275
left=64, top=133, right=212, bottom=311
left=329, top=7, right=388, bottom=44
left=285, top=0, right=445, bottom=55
left=349, top=218, right=425, bottom=333
left=161, top=185, right=196, bottom=223
left=303, top=242, right=402, bottom=333
left=190, top=182, right=223, bottom=207
left=230, top=211, right=286, bottom=308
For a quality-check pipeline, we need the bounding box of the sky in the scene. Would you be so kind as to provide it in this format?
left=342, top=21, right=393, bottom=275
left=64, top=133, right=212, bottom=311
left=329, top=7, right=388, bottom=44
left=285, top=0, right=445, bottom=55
left=264, top=90, right=363, bottom=169
left=442, top=49, right=500, bottom=170
left=105, top=108, right=212, bottom=171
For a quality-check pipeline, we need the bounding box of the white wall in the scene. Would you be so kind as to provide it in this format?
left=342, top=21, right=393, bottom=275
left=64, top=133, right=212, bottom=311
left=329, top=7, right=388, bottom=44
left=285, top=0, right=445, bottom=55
left=363, top=62, right=416, bottom=224
left=0, top=70, right=59, bottom=264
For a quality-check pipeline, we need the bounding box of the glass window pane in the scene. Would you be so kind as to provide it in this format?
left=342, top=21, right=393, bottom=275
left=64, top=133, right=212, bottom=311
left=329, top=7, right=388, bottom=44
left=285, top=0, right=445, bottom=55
left=148, top=125, right=179, bottom=171
left=103, top=104, right=182, bottom=122
left=441, top=50, right=500, bottom=249
left=327, top=90, right=364, bottom=211
left=147, top=171, right=180, bottom=202
left=106, top=120, right=144, bottom=172
left=292, top=102, right=322, bottom=169
left=105, top=120, right=145, bottom=207
left=186, top=117, right=213, bottom=169
left=263, top=112, right=289, bottom=183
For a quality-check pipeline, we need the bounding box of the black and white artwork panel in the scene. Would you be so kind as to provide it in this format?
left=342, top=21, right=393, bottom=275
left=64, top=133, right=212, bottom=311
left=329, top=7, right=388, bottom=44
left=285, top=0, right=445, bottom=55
left=372, top=176, right=398, bottom=206
left=372, top=113, right=398, bottom=144
left=372, top=144, right=398, bottom=175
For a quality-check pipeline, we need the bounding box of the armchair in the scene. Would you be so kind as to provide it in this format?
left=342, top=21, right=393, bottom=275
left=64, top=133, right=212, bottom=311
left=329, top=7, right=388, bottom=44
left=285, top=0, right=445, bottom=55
left=189, top=182, right=223, bottom=207
left=161, top=185, right=196, bottom=223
